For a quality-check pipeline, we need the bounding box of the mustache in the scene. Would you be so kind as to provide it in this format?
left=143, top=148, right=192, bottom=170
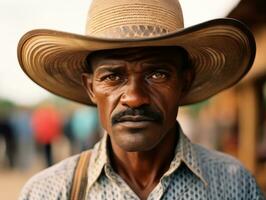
left=111, top=106, right=163, bottom=125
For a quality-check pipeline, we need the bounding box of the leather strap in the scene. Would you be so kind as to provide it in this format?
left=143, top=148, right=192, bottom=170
left=70, top=150, right=91, bottom=200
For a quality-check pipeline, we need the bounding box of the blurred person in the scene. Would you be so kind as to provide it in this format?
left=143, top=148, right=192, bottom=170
left=71, top=107, right=100, bottom=152
left=17, top=0, right=264, bottom=199
left=64, top=107, right=100, bottom=154
left=10, top=108, right=34, bottom=170
left=0, top=116, right=16, bottom=168
left=31, top=105, right=62, bottom=167
left=63, top=114, right=75, bottom=154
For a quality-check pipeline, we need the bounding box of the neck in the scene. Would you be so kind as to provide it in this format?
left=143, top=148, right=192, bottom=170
left=108, top=124, right=178, bottom=199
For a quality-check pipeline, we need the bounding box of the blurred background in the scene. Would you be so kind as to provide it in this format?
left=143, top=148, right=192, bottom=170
left=0, top=0, right=266, bottom=199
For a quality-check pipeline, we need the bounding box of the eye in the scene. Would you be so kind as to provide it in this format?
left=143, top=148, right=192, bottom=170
left=151, top=72, right=166, bottom=79
left=148, top=70, right=169, bottom=81
left=101, top=73, right=122, bottom=82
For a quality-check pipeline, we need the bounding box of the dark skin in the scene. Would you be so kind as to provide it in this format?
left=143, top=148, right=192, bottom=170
left=82, top=47, right=194, bottom=200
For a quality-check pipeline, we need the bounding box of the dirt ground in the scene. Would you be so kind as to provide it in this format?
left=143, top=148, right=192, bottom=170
left=0, top=138, right=71, bottom=199
left=0, top=164, right=42, bottom=199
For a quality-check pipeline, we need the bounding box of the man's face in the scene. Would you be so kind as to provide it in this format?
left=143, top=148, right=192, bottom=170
left=83, top=47, right=193, bottom=152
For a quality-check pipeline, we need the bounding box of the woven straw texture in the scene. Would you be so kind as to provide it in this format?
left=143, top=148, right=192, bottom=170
left=17, top=0, right=256, bottom=105
left=86, top=0, right=183, bottom=38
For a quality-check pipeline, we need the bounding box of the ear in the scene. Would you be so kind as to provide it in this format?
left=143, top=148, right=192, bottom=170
left=81, top=73, right=97, bottom=104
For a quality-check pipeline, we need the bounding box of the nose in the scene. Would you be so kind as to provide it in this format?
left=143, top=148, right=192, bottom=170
left=120, top=78, right=150, bottom=108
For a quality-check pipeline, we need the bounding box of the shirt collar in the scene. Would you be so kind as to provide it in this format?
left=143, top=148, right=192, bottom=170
left=87, top=133, right=109, bottom=190
left=172, top=125, right=208, bottom=186
left=87, top=123, right=208, bottom=190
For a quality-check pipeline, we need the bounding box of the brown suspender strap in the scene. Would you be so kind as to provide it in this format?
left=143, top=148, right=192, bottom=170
left=70, top=150, right=91, bottom=200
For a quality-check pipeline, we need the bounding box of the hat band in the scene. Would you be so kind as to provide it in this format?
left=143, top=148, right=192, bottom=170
left=94, top=25, right=171, bottom=38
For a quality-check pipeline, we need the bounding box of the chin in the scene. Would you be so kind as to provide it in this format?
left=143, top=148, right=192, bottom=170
left=112, top=130, right=164, bottom=152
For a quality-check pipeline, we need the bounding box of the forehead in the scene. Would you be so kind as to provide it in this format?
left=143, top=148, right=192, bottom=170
left=87, top=46, right=188, bottom=69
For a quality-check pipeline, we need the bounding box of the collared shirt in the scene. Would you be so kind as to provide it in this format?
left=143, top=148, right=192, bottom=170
left=19, top=127, right=264, bottom=200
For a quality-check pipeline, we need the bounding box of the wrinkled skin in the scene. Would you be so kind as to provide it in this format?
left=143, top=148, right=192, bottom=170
left=83, top=47, right=193, bottom=151
left=82, top=46, right=194, bottom=199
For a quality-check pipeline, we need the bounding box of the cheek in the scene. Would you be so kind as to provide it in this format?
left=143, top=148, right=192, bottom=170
left=97, top=105, right=108, bottom=130
left=150, top=85, right=181, bottom=126
left=93, top=86, right=121, bottom=130
left=152, top=85, right=181, bottom=110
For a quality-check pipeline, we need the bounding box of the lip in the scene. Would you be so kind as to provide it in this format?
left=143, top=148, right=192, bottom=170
left=114, top=115, right=156, bottom=129
left=116, top=120, right=154, bottom=129
left=117, top=115, right=155, bottom=122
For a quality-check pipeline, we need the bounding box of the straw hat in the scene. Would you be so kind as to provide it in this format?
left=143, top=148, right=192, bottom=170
left=17, top=0, right=256, bottom=106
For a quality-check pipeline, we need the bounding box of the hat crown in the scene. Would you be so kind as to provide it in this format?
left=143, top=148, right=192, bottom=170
left=86, top=0, right=184, bottom=38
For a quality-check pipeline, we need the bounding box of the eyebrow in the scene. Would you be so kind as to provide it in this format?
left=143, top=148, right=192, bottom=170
left=94, top=65, right=125, bottom=74
left=94, top=60, right=179, bottom=72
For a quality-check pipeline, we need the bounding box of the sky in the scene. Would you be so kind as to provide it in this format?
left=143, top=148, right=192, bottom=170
left=0, top=0, right=240, bottom=106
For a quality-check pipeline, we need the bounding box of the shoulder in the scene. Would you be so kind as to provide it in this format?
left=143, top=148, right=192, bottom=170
left=194, top=143, right=243, bottom=167
left=18, top=154, right=80, bottom=200
left=194, top=143, right=250, bottom=177
left=193, top=144, right=264, bottom=199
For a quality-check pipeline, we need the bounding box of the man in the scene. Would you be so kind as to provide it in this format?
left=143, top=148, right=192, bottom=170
left=18, top=0, right=264, bottom=199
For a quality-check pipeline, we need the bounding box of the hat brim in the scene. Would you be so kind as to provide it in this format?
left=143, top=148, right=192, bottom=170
left=17, top=18, right=256, bottom=106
